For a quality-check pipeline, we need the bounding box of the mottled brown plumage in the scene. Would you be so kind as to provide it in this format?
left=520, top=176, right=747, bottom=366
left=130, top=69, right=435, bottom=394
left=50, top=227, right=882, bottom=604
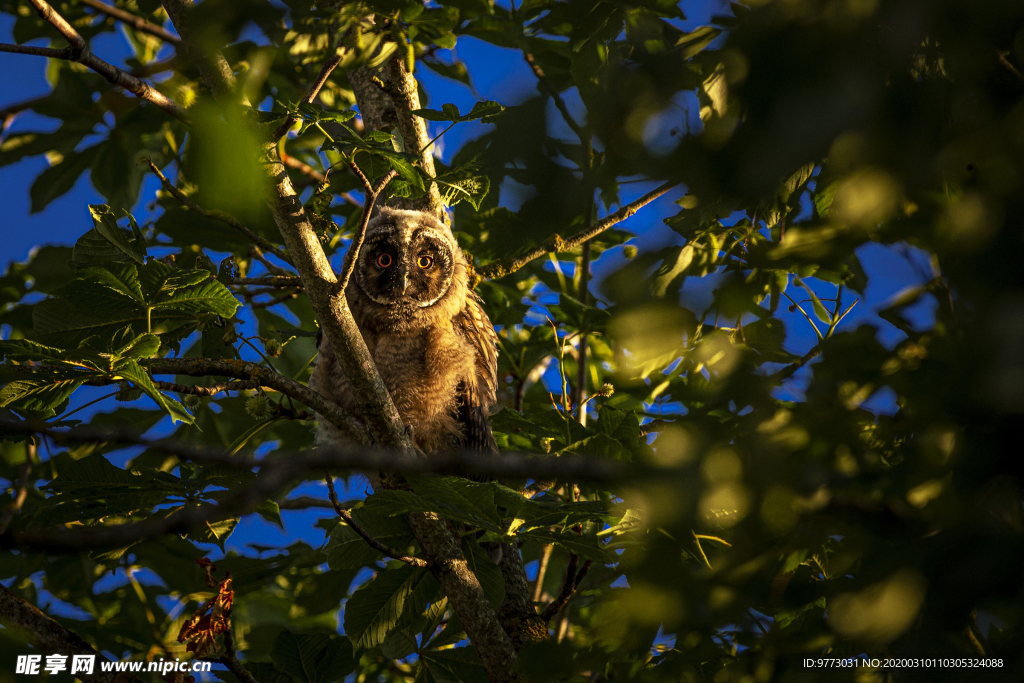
left=310, top=207, right=499, bottom=471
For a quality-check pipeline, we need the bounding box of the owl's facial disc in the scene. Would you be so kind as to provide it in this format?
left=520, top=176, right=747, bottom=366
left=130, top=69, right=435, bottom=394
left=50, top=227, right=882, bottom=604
left=356, top=225, right=455, bottom=314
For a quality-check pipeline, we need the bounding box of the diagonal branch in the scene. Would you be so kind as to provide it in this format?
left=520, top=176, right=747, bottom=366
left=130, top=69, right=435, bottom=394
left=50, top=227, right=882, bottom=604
left=337, top=165, right=397, bottom=292
left=79, top=0, right=181, bottom=44
left=522, top=51, right=587, bottom=142
left=325, top=471, right=428, bottom=568
left=273, top=49, right=346, bottom=140
left=474, top=180, right=679, bottom=283
left=540, top=557, right=592, bottom=622
left=145, top=160, right=294, bottom=266
left=16, top=0, right=188, bottom=122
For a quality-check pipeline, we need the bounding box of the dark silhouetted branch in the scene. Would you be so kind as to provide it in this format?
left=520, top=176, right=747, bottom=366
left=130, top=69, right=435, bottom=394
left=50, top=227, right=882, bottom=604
left=474, top=180, right=679, bottom=283
left=325, top=471, right=428, bottom=568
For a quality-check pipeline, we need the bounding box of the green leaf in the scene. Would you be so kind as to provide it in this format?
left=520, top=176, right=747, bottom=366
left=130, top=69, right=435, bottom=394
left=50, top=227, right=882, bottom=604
left=419, top=648, right=489, bottom=683
left=0, top=377, right=83, bottom=418
left=411, top=477, right=502, bottom=532
left=344, top=565, right=436, bottom=650
left=380, top=629, right=418, bottom=660
left=115, top=358, right=194, bottom=424
left=460, top=100, right=505, bottom=121
left=86, top=205, right=148, bottom=265
left=521, top=529, right=616, bottom=563
left=411, top=100, right=504, bottom=123
left=30, top=145, right=101, bottom=213
left=270, top=631, right=355, bottom=683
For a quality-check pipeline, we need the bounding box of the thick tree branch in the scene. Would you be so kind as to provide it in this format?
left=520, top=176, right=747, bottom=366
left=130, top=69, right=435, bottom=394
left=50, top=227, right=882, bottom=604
left=262, top=145, right=410, bottom=447
left=325, top=471, right=428, bottom=568
left=383, top=55, right=444, bottom=219
left=160, top=0, right=238, bottom=101
left=0, top=584, right=145, bottom=683
left=474, top=180, right=679, bottom=283
left=144, top=356, right=366, bottom=442
left=154, top=379, right=263, bottom=396
left=11, top=0, right=187, bottom=122
left=145, top=159, right=294, bottom=266
left=79, top=0, right=181, bottom=44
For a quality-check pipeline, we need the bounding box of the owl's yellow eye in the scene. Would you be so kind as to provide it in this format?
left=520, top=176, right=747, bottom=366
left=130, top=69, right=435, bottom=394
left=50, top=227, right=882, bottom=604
left=377, top=253, right=392, bottom=268
left=417, top=255, right=433, bottom=269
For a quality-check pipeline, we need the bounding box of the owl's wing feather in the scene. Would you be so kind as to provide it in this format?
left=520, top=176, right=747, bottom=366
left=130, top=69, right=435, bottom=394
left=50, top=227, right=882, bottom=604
left=454, top=291, right=499, bottom=454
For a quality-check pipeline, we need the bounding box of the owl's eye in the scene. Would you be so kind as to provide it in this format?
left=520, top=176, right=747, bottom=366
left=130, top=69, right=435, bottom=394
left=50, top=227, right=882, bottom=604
left=377, top=254, right=392, bottom=268
left=417, top=255, right=433, bottom=269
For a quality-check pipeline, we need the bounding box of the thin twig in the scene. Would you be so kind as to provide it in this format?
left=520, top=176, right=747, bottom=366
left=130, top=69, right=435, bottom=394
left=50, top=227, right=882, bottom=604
left=474, top=181, right=678, bottom=283
left=145, top=159, right=293, bottom=266
left=229, top=276, right=303, bottom=287
left=248, top=245, right=294, bottom=276
left=277, top=495, right=347, bottom=510
left=540, top=557, right=592, bottom=622
left=273, top=49, right=346, bottom=140
left=324, top=472, right=429, bottom=568
left=251, top=291, right=300, bottom=308
left=522, top=51, right=586, bottom=141
left=337, top=165, right=398, bottom=293
left=79, top=0, right=181, bottom=44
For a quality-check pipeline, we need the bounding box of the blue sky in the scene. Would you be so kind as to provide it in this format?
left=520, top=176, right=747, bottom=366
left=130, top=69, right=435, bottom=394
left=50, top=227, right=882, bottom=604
left=0, top=0, right=938, bottom=634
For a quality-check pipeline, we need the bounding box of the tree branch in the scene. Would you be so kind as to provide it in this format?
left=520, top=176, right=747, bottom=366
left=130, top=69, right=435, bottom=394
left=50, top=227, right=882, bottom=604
left=79, top=0, right=181, bottom=45
left=522, top=51, right=586, bottom=142
left=0, top=420, right=626, bottom=560
left=540, top=558, right=592, bottom=622
left=4, top=0, right=188, bottom=122
left=474, top=180, right=679, bottom=283
left=154, top=379, right=263, bottom=396
left=273, top=49, right=345, bottom=140
left=0, top=584, right=145, bottom=683
left=338, top=166, right=397, bottom=292
left=0, top=420, right=626, bottom=484
left=145, top=159, right=294, bottom=266
left=325, top=471, right=428, bottom=568
left=0, top=43, right=71, bottom=58
left=229, top=276, right=303, bottom=288
left=143, top=356, right=365, bottom=442
left=160, top=0, right=239, bottom=102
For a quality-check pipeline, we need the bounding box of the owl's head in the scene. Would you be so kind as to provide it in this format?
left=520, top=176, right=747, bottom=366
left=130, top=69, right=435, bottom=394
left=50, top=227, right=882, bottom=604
left=351, top=207, right=468, bottom=332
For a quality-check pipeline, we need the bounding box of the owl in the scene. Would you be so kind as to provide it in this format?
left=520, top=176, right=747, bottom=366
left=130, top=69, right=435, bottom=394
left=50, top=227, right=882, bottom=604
left=309, top=207, right=499, bottom=468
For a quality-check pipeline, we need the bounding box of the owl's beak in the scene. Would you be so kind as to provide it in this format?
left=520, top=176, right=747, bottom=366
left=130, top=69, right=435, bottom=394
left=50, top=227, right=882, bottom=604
left=400, top=271, right=410, bottom=294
